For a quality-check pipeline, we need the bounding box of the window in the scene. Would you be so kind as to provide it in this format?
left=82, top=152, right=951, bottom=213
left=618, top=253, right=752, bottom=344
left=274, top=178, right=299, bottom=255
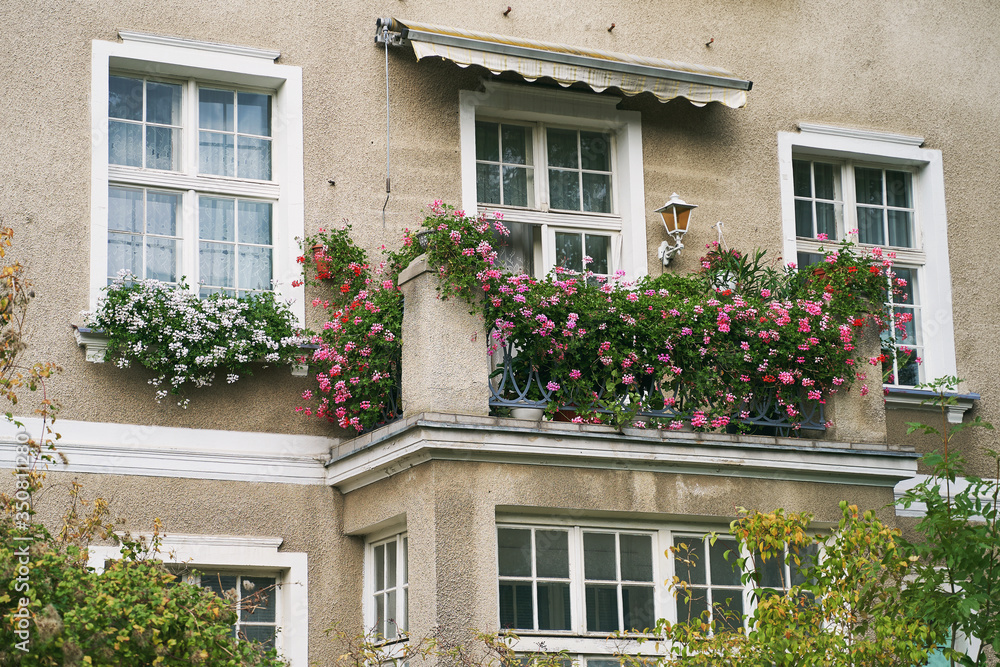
left=86, top=534, right=308, bottom=666
left=672, top=534, right=744, bottom=632
left=91, top=32, right=304, bottom=320
left=180, top=571, right=279, bottom=646
left=496, top=524, right=660, bottom=636
left=368, top=532, right=409, bottom=639
left=779, top=124, right=957, bottom=387
left=461, top=83, right=647, bottom=280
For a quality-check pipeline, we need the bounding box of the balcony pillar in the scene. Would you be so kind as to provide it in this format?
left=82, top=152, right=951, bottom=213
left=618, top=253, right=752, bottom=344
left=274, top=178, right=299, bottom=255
left=826, top=324, right=887, bottom=445
left=397, top=254, right=490, bottom=418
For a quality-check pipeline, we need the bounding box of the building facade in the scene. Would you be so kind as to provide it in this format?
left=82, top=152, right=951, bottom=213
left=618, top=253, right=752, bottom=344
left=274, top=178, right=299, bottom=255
left=2, top=1, right=998, bottom=664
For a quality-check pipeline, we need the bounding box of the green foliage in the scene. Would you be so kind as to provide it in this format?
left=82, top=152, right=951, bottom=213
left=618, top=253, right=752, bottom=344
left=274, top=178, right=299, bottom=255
left=896, top=376, right=999, bottom=666
left=88, top=276, right=303, bottom=407
left=637, top=505, right=946, bottom=667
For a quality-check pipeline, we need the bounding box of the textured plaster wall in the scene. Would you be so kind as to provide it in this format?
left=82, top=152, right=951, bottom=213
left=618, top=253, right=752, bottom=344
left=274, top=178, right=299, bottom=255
left=29, top=471, right=353, bottom=665
left=343, top=459, right=897, bottom=645
left=1, top=1, right=998, bottom=458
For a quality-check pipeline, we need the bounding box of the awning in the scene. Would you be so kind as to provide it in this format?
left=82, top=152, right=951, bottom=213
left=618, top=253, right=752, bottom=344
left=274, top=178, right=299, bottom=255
left=375, top=18, right=751, bottom=109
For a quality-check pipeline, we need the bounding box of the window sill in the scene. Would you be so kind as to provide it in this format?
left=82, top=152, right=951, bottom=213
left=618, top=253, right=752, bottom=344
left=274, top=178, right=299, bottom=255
left=884, top=386, right=979, bottom=424
left=72, top=325, right=315, bottom=376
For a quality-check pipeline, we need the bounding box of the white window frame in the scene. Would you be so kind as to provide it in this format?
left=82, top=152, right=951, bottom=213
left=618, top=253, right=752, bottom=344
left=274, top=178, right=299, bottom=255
left=497, top=517, right=745, bottom=658
left=90, top=32, right=305, bottom=322
left=87, top=534, right=308, bottom=666
left=778, top=124, right=957, bottom=386
left=364, top=529, right=409, bottom=640
left=460, top=82, right=647, bottom=280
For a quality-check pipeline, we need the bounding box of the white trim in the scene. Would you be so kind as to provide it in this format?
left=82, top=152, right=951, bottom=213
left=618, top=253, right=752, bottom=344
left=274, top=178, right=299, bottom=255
left=778, top=125, right=957, bottom=385
left=119, top=31, right=281, bottom=61
left=90, top=35, right=305, bottom=322
left=796, top=123, right=925, bottom=147
left=884, top=387, right=978, bottom=424
left=87, top=533, right=307, bottom=666
left=365, top=531, right=409, bottom=638
left=460, top=82, right=647, bottom=279
left=0, top=417, right=332, bottom=484
left=326, top=418, right=918, bottom=493
left=894, top=474, right=998, bottom=518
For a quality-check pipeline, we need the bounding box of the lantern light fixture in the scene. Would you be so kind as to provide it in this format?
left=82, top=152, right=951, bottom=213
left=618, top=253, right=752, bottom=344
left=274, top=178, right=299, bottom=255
left=655, top=193, right=697, bottom=266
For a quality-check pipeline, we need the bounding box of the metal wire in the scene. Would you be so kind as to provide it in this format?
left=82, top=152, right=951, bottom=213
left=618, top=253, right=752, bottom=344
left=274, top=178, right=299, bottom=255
left=382, top=26, right=391, bottom=230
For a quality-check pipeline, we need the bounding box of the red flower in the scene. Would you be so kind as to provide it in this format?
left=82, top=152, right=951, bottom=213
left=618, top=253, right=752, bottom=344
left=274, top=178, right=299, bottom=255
left=869, top=267, right=881, bottom=274
left=847, top=266, right=857, bottom=273
left=763, top=375, right=776, bottom=383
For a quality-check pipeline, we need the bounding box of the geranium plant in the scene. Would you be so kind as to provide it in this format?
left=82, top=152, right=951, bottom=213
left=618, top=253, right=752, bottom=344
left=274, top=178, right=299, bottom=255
left=299, top=201, right=907, bottom=434
left=87, top=275, right=303, bottom=407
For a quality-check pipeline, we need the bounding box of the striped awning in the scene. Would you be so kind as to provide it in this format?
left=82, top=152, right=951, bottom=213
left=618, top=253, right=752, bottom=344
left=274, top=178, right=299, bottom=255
left=376, top=18, right=751, bottom=109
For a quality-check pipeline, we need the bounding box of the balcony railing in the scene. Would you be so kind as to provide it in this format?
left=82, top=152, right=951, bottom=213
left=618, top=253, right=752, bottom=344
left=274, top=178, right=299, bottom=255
left=488, top=339, right=825, bottom=435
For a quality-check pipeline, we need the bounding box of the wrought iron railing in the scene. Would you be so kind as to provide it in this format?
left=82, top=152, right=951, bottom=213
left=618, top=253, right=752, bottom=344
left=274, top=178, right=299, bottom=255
left=488, top=339, right=825, bottom=436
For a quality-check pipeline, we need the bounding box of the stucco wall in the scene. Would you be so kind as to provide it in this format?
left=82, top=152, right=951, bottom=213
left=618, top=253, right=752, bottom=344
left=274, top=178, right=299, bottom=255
left=342, top=458, right=897, bottom=645
left=28, top=471, right=352, bottom=665
left=1, top=1, right=997, bottom=453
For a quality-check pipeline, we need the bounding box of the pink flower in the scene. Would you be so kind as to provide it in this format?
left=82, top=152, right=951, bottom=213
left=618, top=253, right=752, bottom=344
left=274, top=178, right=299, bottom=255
left=569, top=369, right=582, bottom=380
left=546, top=381, right=561, bottom=392
left=691, top=412, right=708, bottom=428
left=816, top=233, right=829, bottom=241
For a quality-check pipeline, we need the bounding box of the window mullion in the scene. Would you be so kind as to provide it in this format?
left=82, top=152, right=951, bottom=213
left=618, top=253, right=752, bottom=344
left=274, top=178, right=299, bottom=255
left=569, top=526, right=584, bottom=634
left=537, top=122, right=549, bottom=212
left=615, top=533, right=624, bottom=632
left=182, top=190, right=198, bottom=294
left=842, top=161, right=858, bottom=240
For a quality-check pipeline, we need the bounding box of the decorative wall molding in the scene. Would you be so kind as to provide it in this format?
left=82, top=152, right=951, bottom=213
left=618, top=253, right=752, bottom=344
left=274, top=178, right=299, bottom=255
left=0, top=417, right=333, bottom=485
left=326, top=414, right=920, bottom=493
left=884, top=387, right=978, bottom=424
left=118, top=30, right=281, bottom=61
left=797, top=122, right=925, bottom=147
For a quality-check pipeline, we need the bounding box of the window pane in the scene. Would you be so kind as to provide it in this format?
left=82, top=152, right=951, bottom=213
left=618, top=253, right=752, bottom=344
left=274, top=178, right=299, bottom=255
left=237, top=136, right=272, bottom=180
left=756, top=550, right=785, bottom=589
left=402, top=537, right=408, bottom=584
left=146, top=237, right=177, bottom=282
left=238, top=92, right=271, bottom=136
left=108, top=233, right=142, bottom=279
left=854, top=167, right=883, bottom=206
left=584, top=235, right=609, bottom=275
left=580, top=131, right=611, bottom=171
left=477, top=163, right=501, bottom=205
left=502, top=166, right=530, bottom=208
left=386, top=541, right=397, bottom=588
left=536, top=582, right=571, bottom=631
left=813, top=162, right=836, bottom=200
left=583, top=532, right=616, bottom=580
left=547, top=128, right=578, bottom=169
left=555, top=232, right=583, bottom=273
left=240, top=577, right=276, bottom=623
left=898, top=355, right=921, bottom=386
left=582, top=172, right=611, bottom=213
left=109, top=76, right=143, bottom=120
left=499, top=582, right=533, bottom=629
left=548, top=170, right=580, bottom=211
left=109, top=187, right=143, bottom=233
left=711, top=588, right=744, bottom=633
left=497, top=528, right=532, bottom=577
left=475, top=121, right=500, bottom=162
left=789, top=544, right=818, bottom=587
left=887, top=209, right=913, bottom=247
left=385, top=590, right=398, bottom=638
left=585, top=584, right=619, bottom=632
left=238, top=201, right=272, bottom=245
left=535, top=530, right=569, bottom=578
left=145, top=126, right=178, bottom=171
left=375, top=544, right=385, bottom=591
left=375, top=593, right=385, bottom=632
left=885, top=170, right=912, bottom=208
left=622, top=585, right=654, bottom=631
left=710, top=538, right=741, bottom=587
left=200, top=131, right=235, bottom=176
left=241, top=624, right=275, bottom=648
left=146, top=81, right=181, bottom=126
left=797, top=251, right=825, bottom=268
left=200, top=197, right=235, bottom=242
left=794, top=200, right=814, bottom=237
left=109, top=121, right=142, bottom=167
left=815, top=202, right=839, bottom=240
left=857, top=206, right=885, bottom=245
left=619, top=534, right=652, bottom=582
left=792, top=160, right=811, bottom=197
left=201, top=573, right=238, bottom=598
left=200, top=242, right=235, bottom=288
left=146, top=192, right=179, bottom=237
left=673, top=538, right=706, bottom=586
left=501, top=125, right=531, bottom=165
left=200, top=88, right=235, bottom=131
left=676, top=589, right=708, bottom=624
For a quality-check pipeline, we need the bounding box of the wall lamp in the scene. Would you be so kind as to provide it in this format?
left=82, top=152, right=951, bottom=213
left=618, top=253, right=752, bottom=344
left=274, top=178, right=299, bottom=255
left=655, top=193, right=697, bottom=266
